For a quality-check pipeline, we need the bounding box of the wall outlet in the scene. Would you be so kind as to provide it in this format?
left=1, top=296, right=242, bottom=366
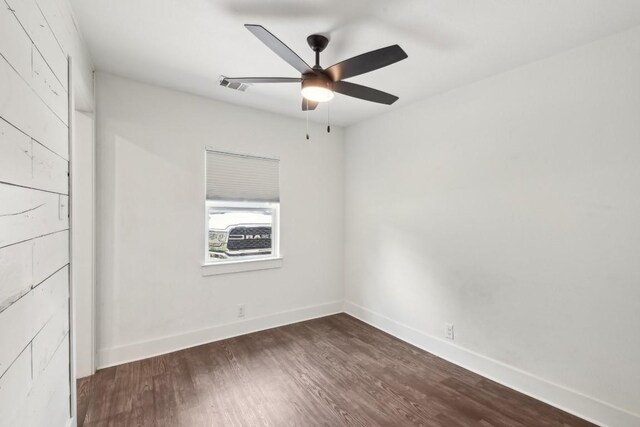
left=237, top=304, right=245, bottom=318
left=445, top=323, right=454, bottom=340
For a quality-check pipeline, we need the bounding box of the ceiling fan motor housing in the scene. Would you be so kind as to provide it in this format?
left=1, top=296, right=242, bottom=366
left=302, top=72, right=333, bottom=93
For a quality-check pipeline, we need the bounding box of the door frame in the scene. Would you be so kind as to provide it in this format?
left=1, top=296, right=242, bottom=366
left=68, top=56, right=97, bottom=426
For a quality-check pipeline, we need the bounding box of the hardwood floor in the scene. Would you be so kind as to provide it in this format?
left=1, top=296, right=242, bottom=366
left=77, top=314, right=595, bottom=426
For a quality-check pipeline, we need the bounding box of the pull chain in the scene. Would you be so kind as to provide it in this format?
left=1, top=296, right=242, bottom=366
left=305, top=99, right=310, bottom=140
left=327, top=102, right=331, bottom=133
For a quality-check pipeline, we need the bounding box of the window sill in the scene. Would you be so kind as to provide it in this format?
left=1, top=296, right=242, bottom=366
left=201, top=257, right=283, bottom=276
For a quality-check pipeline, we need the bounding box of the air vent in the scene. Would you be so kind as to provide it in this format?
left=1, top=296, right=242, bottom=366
left=219, top=76, right=248, bottom=92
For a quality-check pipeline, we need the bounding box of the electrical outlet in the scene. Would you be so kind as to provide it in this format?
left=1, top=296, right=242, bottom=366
left=237, top=304, right=245, bottom=318
left=445, top=323, right=454, bottom=340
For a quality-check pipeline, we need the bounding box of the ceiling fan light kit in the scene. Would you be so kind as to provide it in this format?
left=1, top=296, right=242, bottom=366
left=301, top=75, right=334, bottom=102
left=224, top=24, right=407, bottom=137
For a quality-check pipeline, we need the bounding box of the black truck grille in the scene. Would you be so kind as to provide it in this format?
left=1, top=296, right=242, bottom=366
left=228, top=226, right=272, bottom=251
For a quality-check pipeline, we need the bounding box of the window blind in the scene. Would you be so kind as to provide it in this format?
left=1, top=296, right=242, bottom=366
left=206, top=150, right=280, bottom=202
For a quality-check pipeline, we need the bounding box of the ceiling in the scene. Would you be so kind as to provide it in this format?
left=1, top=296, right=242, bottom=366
left=70, top=0, right=640, bottom=126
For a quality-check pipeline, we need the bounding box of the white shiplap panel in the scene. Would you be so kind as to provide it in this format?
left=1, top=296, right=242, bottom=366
left=39, top=0, right=94, bottom=108
left=31, top=44, right=69, bottom=125
left=0, top=345, right=33, bottom=427
left=0, top=55, right=68, bottom=159
left=1, top=0, right=74, bottom=426
left=4, top=0, right=68, bottom=90
left=32, top=301, right=69, bottom=382
left=0, top=4, right=68, bottom=126
left=22, top=335, right=70, bottom=427
left=0, top=118, right=68, bottom=195
left=32, top=266, right=69, bottom=330
left=33, top=230, right=69, bottom=286
left=0, top=118, right=32, bottom=187
left=0, top=2, right=32, bottom=78
left=0, top=289, right=35, bottom=378
left=33, top=0, right=70, bottom=58
left=32, top=140, right=69, bottom=194
left=0, top=239, right=33, bottom=312
left=0, top=266, right=68, bottom=378
left=0, top=184, right=68, bottom=249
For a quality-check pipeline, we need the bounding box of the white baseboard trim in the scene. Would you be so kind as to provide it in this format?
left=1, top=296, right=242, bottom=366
left=98, top=300, right=343, bottom=369
left=344, top=300, right=640, bottom=427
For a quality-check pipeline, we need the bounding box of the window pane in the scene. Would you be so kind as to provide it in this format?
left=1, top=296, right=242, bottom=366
left=208, top=205, right=274, bottom=261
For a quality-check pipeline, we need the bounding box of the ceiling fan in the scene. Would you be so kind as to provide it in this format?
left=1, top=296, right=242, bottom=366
left=225, top=24, right=408, bottom=111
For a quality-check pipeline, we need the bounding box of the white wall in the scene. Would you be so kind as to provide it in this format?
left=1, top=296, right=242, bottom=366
left=95, top=72, right=344, bottom=367
left=0, top=0, right=93, bottom=425
left=344, top=26, right=640, bottom=426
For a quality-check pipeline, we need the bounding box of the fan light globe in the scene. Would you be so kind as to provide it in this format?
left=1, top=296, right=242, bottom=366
left=301, top=75, right=334, bottom=103
left=301, top=86, right=334, bottom=102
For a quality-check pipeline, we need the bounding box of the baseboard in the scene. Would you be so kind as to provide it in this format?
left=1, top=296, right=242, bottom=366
left=344, top=300, right=640, bottom=427
left=97, top=300, right=343, bottom=368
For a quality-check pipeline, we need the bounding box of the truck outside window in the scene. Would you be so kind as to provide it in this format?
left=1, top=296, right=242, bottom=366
left=207, top=202, right=278, bottom=261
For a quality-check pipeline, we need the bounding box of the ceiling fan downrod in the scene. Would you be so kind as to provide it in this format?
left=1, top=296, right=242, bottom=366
left=307, top=34, right=329, bottom=68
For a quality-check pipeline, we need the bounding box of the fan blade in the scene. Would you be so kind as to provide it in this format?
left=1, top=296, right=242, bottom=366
left=302, top=99, right=318, bottom=111
left=325, top=45, right=407, bottom=81
left=225, top=77, right=301, bottom=83
left=245, top=24, right=312, bottom=74
left=333, top=81, right=399, bottom=105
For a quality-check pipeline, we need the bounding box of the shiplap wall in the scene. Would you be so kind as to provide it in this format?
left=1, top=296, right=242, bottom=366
left=0, top=0, right=93, bottom=425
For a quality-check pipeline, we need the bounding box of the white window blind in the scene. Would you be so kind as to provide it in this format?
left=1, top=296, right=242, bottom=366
left=206, top=150, right=280, bottom=202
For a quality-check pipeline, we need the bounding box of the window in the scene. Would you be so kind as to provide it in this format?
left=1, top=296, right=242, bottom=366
left=205, top=150, right=280, bottom=265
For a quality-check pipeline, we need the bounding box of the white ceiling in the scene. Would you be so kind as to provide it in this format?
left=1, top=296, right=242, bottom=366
left=70, top=0, right=640, bottom=126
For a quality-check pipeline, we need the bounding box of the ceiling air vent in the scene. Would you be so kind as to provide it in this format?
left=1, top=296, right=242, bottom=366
left=219, top=76, right=248, bottom=92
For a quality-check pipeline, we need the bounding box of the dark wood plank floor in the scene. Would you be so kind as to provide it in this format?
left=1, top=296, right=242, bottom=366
left=77, top=314, right=595, bottom=426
